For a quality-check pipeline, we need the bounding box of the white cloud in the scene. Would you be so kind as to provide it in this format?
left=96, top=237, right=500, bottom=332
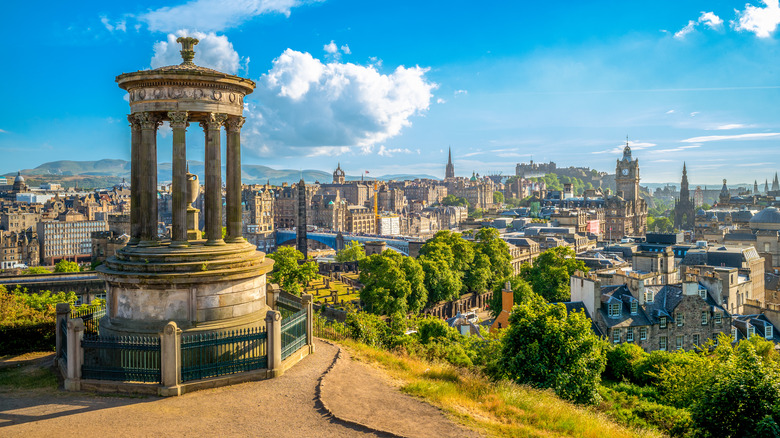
left=139, top=0, right=304, bottom=33
left=377, top=145, right=413, bottom=157
left=151, top=31, right=243, bottom=74
left=674, top=11, right=723, bottom=39
left=244, top=49, right=436, bottom=155
left=436, top=98, right=446, bottom=104
left=307, top=146, right=351, bottom=157
left=690, top=111, right=699, bottom=117
left=101, top=16, right=127, bottom=32
left=340, top=44, right=351, bottom=55
left=655, top=145, right=701, bottom=153
left=0, top=129, right=6, bottom=133
left=454, top=89, right=468, bottom=95
left=682, top=132, right=780, bottom=142
left=592, top=140, right=656, bottom=155
left=323, top=41, right=338, bottom=54
left=734, top=0, right=780, bottom=38
left=666, top=109, right=675, bottom=114
left=715, top=123, right=747, bottom=130
left=323, top=40, right=351, bottom=61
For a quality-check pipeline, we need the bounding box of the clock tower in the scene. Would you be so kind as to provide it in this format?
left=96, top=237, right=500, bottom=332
left=615, top=142, right=639, bottom=201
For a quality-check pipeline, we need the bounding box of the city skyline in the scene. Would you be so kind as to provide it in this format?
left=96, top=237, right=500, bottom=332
left=1, top=0, right=780, bottom=183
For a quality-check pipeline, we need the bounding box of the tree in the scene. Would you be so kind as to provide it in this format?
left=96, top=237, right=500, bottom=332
left=54, top=260, right=80, bottom=273
left=441, top=195, right=469, bottom=207
left=520, top=246, right=586, bottom=302
left=464, top=252, right=492, bottom=294
left=691, top=340, right=780, bottom=437
left=267, top=246, right=318, bottom=295
left=358, top=251, right=427, bottom=315
left=488, top=275, right=534, bottom=318
left=335, top=240, right=366, bottom=263
left=22, top=267, right=50, bottom=275
left=493, top=191, right=504, bottom=204
left=474, top=227, right=511, bottom=290
left=419, top=231, right=474, bottom=273
left=498, top=293, right=607, bottom=404
left=419, top=256, right=462, bottom=305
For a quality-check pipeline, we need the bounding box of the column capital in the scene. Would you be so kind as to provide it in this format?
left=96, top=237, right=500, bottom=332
left=224, top=116, right=245, bottom=133
left=134, top=112, right=163, bottom=130
left=168, top=111, right=189, bottom=130
left=127, top=114, right=142, bottom=131
left=200, top=113, right=228, bottom=131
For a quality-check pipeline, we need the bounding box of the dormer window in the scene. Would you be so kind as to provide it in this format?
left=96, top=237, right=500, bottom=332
left=748, top=326, right=756, bottom=338
left=645, top=290, right=654, bottom=303
left=766, top=325, right=774, bottom=339
left=699, top=289, right=707, bottom=299
left=609, top=302, right=621, bottom=318
left=732, top=327, right=738, bottom=340
left=630, top=302, right=638, bottom=315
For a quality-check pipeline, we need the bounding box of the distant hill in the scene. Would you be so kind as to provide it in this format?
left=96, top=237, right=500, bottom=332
left=5, top=160, right=438, bottom=187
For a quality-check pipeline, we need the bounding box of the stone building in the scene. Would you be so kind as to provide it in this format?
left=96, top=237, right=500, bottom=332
left=38, top=218, right=107, bottom=265
left=571, top=274, right=732, bottom=352
left=0, top=230, right=39, bottom=270
left=604, top=143, right=647, bottom=238
left=333, top=163, right=346, bottom=184
left=445, top=147, right=455, bottom=179
left=346, top=205, right=375, bottom=234
left=673, top=163, right=695, bottom=230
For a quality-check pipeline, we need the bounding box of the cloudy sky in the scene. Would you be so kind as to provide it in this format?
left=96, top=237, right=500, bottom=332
left=1, top=0, right=780, bottom=184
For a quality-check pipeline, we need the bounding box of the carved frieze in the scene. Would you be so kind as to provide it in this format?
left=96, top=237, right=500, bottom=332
left=128, top=86, right=244, bottom=107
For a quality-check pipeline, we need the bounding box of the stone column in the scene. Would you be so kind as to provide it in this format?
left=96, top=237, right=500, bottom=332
left=201, top=113, right=228, bottom=245
left=224, top=116, right=245, bottom=243
left=55, top=302, right=70, bottom=362
left=265, top=310, right=282, bottom=377
left=169, top=111, right=189, bottom=248
left=128, top=115, right=142, bottom=245
left=64, top=318, right=85, bottom=391
left=136, top=112, right=162, bottom=246
left=160, top=321, right=182, bottom=397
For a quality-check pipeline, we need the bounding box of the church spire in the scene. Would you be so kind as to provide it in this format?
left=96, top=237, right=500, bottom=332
left=445, top=147, right=455, bottom=179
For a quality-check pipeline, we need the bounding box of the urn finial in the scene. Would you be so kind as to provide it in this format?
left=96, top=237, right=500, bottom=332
left=176, top=37, right=199, bottom=65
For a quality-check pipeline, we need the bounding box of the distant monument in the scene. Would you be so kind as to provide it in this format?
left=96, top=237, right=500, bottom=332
left=674, top=163, right=695, bottom=230
left=445, top=147, right=455, bottom=179
left=97, top=37, right=273, bottom=336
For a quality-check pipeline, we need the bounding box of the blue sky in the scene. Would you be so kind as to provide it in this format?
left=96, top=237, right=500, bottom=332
left=1, top=0, right=780, bottom=184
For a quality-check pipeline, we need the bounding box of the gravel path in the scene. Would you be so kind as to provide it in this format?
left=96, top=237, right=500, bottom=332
left=0, top=340, right=476, bottom=437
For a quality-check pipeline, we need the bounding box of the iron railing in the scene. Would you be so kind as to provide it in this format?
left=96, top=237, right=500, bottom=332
left=59, top=317, right=68, bottom=362
left=314, top=314, right=350, bottom=342
left=180, top=327, right=268, bottom=382
left=70, top=303, right=106, bottom=336
left=81, top=335, right=161, bottom=383
left=281, top=308, right=307, bottom=360
left=277, top=294, right=302, bottom=319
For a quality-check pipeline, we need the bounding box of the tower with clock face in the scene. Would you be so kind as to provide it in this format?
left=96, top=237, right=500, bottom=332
left=615, top=142, right=639, bottom=202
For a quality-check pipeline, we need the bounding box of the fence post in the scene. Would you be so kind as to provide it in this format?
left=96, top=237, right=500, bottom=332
left=302, top=294, right=315, bottom=354
left=266, top=283, right=280, bottom=310
left=265, top=310, right=282, bottom=377
left=64, top=318, right=84, bottom=391
left=159, top=321, right=182, bottom=396
left=55, top=302, right=70, bottom=363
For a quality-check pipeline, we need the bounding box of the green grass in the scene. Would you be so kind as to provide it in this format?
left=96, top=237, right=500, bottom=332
left=305, top=276, right=361, bottom=306
left=340, top=339, right=660, bottom=438
left=0, top=365, right=58, bottom=390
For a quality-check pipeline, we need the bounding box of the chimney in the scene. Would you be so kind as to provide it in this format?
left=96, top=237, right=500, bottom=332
left=502, top=282, right=513, bottom=314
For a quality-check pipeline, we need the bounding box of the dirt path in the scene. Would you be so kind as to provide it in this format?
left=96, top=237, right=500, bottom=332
left=0, top=340, right=476, bottom=437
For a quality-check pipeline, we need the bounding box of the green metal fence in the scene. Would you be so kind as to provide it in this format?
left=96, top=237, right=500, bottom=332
left=180, top=327, right=268, bottom=382
left=281, top=308, right=307, bottom=360
left=70, top=305, right=106, bottom=336
left=81, top=335, right=161, bottom=383
left=277, top=294, right=302, bottom=319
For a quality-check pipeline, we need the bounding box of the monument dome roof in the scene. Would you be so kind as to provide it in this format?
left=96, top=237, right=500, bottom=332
left=14, top=172, right=24, bottom=183
left=750, top=207, right=780, bottom=225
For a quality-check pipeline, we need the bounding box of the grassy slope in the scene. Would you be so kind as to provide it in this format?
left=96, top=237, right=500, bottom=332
left=341, top=339, right=661, bottom=438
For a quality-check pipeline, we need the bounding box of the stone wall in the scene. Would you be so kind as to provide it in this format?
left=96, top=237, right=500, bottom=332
left=425, top=291, right=493, bottom=320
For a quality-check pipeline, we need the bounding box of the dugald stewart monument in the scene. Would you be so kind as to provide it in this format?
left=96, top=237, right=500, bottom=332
left=97, top=37, right=273, bottom=337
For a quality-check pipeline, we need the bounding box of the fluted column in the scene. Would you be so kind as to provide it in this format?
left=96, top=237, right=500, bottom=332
left=136, top=112, right=162, bottom=246
left=128, top=115, right=142, bottom=246
left=225, top=116, right=245, bottom=243
left=168, top=111, right=189, bottom=248
left=201, top=113, right=228, bottom=245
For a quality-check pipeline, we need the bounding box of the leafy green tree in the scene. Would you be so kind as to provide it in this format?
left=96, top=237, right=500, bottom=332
left=488, top=275, right=534, bottom=318
left=493, top=191, right=504, bottom=204
left=441, top=195, right=469, bottom=207
left=691, top=341, right=780, bottom=437
left=267, top=246, right=318, bottom=295
left=464, top=252, right=492, bottom=294
left=498, top=293, right=607, bottom=404
left=474, top=227, right=511, bottom=290
left=420, top=231, right=474, bottom=272
left=335, top=240, right=366, bottom=263
left=54, top=260, right=80, bottom=273
left=22, top=267, right=50, bottom=275
left=520, top=246, right=586, bottom=302
left=419, top=256, right=462, bottom=305
left=647, top=216, right=674, bottom=233
left=605, top=343, right=645, bottom=381
left=358, top=251, right=427, bottom=315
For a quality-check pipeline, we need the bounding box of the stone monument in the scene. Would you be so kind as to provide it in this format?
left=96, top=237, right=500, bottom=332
left=97, top=37, right=274, bottom=336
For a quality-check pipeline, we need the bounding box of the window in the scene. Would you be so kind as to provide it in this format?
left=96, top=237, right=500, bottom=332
left=732, top=327, right=738, bottom=340
left=640, top=327, right=647, bottom=340
left=676, top=313, right=685, bottom=327
left=627, top=327, right=634, bottom=342
left=660, top=336, right=667, bottom=351
left=766, top=325, right=774, bottom=339
left=613, top=329, right=621, bottom=344
left=715, top=313, right=722, bottom=324
left=693, top=334, right=700, bottom=347
left=609, top=302, right=621, bottom=318
left=645, top=290, right=654, bottom=303
left=630, top=301, right=638, bottom=315
left=676, top=335, right=684, bottom=350
left=660, top=317, right=667, bottom=328
left=699, top=289, right=707, bottom=299
left=748, top=326, right=756, bottom=338
left=701, top=311, right=708, bottom=325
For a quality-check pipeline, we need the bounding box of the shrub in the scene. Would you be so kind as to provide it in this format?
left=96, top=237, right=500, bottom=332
left=605, top=343, right=645, bottom=382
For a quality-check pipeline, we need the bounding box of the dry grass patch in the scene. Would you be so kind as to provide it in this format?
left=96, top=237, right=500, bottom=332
left=341, top=339, right=660, bottom=438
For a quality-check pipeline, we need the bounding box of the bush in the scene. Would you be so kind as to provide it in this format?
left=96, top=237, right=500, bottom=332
left=344, top=312, right=390, bottom=348
left=605, top=343, right=645, bottom=382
